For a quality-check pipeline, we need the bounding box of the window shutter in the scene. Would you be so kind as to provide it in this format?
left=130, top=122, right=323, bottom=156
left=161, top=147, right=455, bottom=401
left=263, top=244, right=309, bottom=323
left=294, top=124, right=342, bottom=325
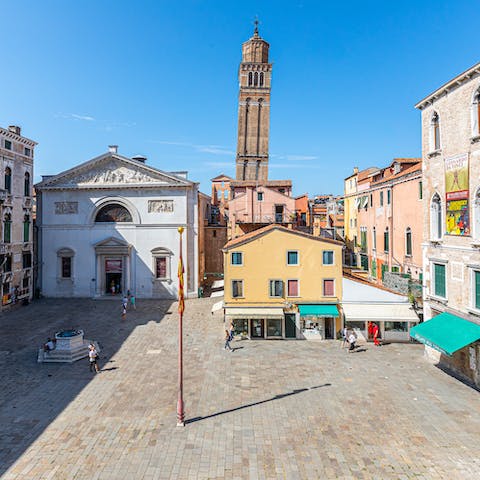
left=288, top=280, right=298, bottom=297
left=475, top=271, right=480, bottom=309
left=323, top=279, right=334, bottom=296
left=434, top=264, right=446, bottom=298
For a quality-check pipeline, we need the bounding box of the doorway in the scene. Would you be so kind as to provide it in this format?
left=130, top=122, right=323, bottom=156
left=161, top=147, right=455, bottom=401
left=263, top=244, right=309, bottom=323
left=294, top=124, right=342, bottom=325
left=324, top=317, right=334, bottom=339
left=285, top=314, right=296, bottom=338
left=250, top=319, right=264, bottom=338
left=106, top=273, right=122, bottom=294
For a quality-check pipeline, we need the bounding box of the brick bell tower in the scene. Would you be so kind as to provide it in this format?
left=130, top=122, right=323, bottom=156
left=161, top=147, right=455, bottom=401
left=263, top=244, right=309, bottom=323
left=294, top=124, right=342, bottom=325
left=235, top=21, right=272, bottom=181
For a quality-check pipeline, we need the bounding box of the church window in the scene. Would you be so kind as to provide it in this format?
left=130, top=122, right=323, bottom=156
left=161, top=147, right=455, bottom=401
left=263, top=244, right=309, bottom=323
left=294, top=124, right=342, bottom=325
left=248, top=72, right=253, bottom=86
left=95, top=204, right=133, bottom=223
left=4, top=167, right=11, bottom=193
left=57, top=248, right=74, bottom=279
left=254, top=72, right=259, bottom=86
left=259, top=72, right=264, bottom=86
left=151, top=247, right=172, bottom=281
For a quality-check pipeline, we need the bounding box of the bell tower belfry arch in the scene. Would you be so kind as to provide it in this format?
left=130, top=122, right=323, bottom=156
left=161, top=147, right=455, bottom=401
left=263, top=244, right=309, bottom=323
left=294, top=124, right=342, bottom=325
left=235, top=21, right=272, bottom=181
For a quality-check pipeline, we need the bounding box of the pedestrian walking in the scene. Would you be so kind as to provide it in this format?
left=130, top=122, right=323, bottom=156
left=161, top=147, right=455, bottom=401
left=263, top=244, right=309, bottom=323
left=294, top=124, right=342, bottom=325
left=373, top=323, right=381, bottom=346
left=130, top=294, right=136, bottom=310
left=341, top=326, right=348, bottom=348
left=348, top=331, right=357, bottom=352
left=121, top=304, right=127, bottom=321
left=228, top=321, right=235, bottom=341
left=224, top=329, right=233, bottom=352
left=88, top=344, right=100, bottom=373
left=122, top=295, right=128, bottom=309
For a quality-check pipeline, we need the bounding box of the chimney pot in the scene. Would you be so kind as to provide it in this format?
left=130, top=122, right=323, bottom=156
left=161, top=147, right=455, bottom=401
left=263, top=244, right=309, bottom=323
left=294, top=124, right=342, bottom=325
left=108, top=145, right=118, bottom=154
left=353, top=166, right=359, bottom=174
left=8, top=125, right=21, bottom=135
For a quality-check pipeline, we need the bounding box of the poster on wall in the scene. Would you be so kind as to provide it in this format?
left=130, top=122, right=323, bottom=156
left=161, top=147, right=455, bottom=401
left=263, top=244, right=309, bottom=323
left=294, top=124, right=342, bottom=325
left=105, top=259, right=122, bottom=273
left=445, top=153, right=469, bottom=235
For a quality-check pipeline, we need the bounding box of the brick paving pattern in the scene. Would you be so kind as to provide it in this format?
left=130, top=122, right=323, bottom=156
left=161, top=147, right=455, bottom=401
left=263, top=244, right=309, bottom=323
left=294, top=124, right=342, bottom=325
left=0, top=298, right=479, bottom=479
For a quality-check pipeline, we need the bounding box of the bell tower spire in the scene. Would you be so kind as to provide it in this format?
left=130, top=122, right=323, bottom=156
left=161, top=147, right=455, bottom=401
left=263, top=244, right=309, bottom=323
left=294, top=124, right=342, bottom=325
left=235, top=21, right=272, bottom=181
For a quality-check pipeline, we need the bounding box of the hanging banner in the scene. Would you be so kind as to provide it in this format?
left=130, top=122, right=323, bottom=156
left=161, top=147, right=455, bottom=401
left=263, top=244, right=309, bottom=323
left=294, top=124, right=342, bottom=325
left=105, top=259, right=122, bottom=273
left=445, top=153, right=469, bottom=235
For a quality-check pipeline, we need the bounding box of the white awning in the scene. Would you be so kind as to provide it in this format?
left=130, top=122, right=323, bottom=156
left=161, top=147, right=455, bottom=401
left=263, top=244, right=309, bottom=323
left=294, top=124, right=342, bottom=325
left=225, top=307, right=284, bottom=319
left=342, top=303, right=419, bottom=322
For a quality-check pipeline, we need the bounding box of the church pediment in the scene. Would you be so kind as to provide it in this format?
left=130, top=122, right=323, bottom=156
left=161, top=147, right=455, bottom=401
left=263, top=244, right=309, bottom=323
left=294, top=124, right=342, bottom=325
left=36, top=153, right=193, bottom=189
left=94, top=236, right=131, bottom=255
left=94, top=236, right=130, bottom=248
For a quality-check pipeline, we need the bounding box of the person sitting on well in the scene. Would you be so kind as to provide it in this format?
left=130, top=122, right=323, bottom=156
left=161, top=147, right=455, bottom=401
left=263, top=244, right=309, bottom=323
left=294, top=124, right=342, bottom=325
left=44, top=338, right=55, bottom=352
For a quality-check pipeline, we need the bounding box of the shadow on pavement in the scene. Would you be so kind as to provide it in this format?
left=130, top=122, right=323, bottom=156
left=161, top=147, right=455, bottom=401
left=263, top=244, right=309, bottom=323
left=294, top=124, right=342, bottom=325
left=0, top=298, right=173, bottom=477
left=185, top=383, right=332, bottom=424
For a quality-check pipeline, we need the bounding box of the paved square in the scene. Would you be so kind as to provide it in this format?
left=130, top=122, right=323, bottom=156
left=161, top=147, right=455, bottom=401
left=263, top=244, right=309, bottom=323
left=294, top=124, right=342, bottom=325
left=0, top=298, right=479, bottom=479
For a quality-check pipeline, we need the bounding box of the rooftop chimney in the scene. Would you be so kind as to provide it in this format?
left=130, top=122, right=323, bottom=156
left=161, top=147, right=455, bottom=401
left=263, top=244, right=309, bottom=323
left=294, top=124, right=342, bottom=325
left=353, top=166, right=359, bottom=174
left=108, top=145, right=118, bottom=154
left=132, top=154, right=147, bottom=164
left=8, top=125, right=21, bottom=136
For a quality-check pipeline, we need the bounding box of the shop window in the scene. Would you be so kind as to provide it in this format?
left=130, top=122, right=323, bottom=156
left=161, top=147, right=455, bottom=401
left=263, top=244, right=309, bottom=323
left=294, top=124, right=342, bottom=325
left=24, top=172, right=30, bottom=196
left=430, top=193, right=442, bottom=240
left=323, top=279, right=335, bottom=296
left=231, top=252, right=243, bottom=265
left=472, top=269, right=480, bottom=310
left=95, top=203, right=132, bottom=222
left=22, top=252, right=32, bottom=269
left=384, top=322, right=408, bottom=332
left=232, top=280, right=243, bottom=298
left=405, top=227, right=412, bottom=256
left=433, top=262, right=446, bottom=298
left=266, top=318, right=282, bottom=337
left=232, top=318, right=248, bottom=336
left=287, top=279, right=299, bottom=297
left=3, top=214, right=11, bottom=243
left=23, top=215, right=30, bottom=242
left=322, top=250, right=334, bottom=265
left=269, top=280, right=283, bottom=297
left=4, top=167, right=11, bottom=193
left=287, top=250, right=298, bottom=265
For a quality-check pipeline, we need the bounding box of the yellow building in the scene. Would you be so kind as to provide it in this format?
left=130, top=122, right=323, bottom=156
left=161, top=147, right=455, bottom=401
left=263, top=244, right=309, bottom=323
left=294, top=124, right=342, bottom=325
left=223, top=224, right=343, bottom=340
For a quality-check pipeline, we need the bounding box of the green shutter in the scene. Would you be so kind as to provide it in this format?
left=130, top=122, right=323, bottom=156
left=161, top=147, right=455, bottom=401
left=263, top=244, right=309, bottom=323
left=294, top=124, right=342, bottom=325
left=475, top=271, right=480, bottom=309
left=434, top=264, right=446, bottom=298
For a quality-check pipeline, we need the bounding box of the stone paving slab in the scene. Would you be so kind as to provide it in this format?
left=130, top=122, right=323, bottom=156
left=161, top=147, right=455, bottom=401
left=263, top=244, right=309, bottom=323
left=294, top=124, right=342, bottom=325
left=0, top=298, right=479, bottom=479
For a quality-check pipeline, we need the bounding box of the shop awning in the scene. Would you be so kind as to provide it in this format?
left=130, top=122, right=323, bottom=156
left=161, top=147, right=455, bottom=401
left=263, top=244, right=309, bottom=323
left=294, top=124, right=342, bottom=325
left=342, top=303, right=418, bottom=322
left=298, top=304, right=339, bottom=317
left=409, top=313, right=480, bottom=356
left=225, top=307, right=284, bottom=319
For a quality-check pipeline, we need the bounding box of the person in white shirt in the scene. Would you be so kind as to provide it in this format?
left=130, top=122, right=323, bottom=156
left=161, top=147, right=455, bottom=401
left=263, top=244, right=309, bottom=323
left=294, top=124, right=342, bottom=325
left=88, top=344, right=100, bottom=373
left=348, top=332, right=357, bottom=352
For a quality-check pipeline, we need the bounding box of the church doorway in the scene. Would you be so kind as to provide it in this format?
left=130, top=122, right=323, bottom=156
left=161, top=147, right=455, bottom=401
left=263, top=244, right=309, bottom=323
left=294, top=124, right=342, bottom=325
left=105, top=259, right=123, bottom=294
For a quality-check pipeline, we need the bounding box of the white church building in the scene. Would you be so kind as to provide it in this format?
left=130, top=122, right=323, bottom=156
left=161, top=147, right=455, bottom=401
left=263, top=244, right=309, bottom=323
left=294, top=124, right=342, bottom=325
left=35, top=146, right=200, bottom=299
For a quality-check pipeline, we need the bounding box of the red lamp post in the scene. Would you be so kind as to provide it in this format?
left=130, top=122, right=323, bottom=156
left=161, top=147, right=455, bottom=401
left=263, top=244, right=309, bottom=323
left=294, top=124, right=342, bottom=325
left=177, top=227, right=185, bottom=426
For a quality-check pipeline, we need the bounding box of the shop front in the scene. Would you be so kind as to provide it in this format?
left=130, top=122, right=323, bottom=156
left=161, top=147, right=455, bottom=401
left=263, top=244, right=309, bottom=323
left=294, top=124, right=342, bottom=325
left=342, top=303, right=419, bottom=342
left=225, top=307, right=287, bottom=339
left=298, top=304, right=340, bottom=340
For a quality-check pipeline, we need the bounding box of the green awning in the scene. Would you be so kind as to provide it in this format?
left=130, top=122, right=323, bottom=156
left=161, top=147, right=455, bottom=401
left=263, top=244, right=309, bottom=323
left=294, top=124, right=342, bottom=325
left=410, top=313, right=480, bottom=356
left=298, top=304, right=339, bottom=317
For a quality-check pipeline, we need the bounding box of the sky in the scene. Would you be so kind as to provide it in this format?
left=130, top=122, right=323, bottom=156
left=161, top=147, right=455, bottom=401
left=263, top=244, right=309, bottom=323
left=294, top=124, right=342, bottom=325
left=1, top=0, right=479, bottom=196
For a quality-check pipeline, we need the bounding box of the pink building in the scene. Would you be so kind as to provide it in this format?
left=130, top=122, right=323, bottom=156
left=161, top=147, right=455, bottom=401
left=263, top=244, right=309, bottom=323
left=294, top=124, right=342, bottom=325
left=355, top=158, right=423, bottom=284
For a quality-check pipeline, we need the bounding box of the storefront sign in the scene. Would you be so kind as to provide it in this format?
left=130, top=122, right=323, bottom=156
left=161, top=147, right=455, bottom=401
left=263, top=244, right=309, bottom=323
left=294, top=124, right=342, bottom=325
left=105, top=259, right=122, bottom=273
left=445, top=153, right=469, bottom=235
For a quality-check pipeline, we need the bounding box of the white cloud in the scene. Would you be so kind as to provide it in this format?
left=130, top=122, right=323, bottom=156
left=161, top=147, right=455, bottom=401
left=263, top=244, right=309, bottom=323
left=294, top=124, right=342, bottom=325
left=68, top=113, right=95, bottom=121
left=204, top=161, right=233, bottom=167
left=270, top=163, right=322, bottom=169
left=150, top=140, right=235, bottom=156
left=285, top=154, right=317, bottom=161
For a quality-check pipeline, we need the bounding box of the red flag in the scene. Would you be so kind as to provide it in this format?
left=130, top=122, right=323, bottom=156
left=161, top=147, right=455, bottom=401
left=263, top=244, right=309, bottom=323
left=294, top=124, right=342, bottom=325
left=178, top=239, right=185, bottom=315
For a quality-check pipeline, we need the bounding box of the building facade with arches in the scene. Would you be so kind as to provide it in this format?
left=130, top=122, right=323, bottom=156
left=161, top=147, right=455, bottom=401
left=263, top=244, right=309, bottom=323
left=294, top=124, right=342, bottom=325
left=415, top=61, right=480, bottom=387
left=35, top=147, right=200, bottom=299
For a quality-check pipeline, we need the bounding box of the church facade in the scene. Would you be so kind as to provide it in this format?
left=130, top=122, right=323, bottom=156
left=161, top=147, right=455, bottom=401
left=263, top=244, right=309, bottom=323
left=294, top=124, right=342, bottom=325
left=35, top=147, right=199, bottom=299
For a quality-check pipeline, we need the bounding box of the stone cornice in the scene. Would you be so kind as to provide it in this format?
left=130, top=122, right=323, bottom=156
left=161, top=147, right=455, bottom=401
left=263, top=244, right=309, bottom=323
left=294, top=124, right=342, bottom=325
left=415, top=61, right=480, bottom=110
left=0, top=127, right=37, bottom=146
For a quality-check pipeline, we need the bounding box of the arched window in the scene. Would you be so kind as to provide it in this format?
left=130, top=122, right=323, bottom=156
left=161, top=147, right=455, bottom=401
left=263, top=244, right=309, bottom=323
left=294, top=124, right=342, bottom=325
left=405, top=227, right=412, bottom=256
left=3, top=213, right=11, bottom=243
left=384, top=227, right=389, bottom=253
left=254, top=72, right=259, bottom=86
left=23, top=215, right=30, bottom=242
left=4, top=167, right=11, bottom=193
left=95, top=204, right=133, bottom=223
left=431, top=193, right=442, bottom=240
left=24, top=172, right=30, bottom=197
left=259, top=72, right=264, bottom=86
left=472, top=87, right=480, bottom=138
left=248, top=72, right=253, bottom=86
left=430, top=112, right=441, bottom=151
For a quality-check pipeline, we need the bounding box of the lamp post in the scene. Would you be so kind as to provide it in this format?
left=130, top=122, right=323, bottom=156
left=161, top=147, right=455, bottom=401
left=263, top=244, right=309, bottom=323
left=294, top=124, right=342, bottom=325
left=177, top=226, right=185, bottom=426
